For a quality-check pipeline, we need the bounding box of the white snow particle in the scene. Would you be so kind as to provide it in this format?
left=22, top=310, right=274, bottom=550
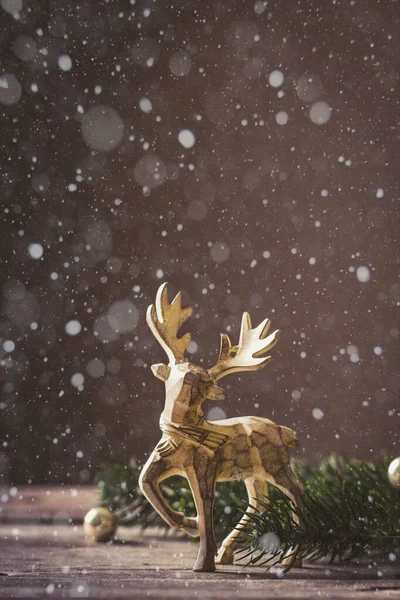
left=347, top=345, right=358, bottom=355
left=312, top=407, right=324, bottom=420
left=81, top=105, right=124, bottom=152
left=210, top=242, right=230, bottom=264
left=254, top=1, right=267, bottom=15
left=108, top=300, right=139, bottom=333
left=65, top=320, right=82, bottom=336
left=356, top=266, right=370, bottom=283
left=57, top=54, right=72, bottom=71
left=376, top=188, right=384, bottom=198
left=71, top=373, right=84, bottom=389
left=1, top=0, right=22, bottom=16
left=207, top=407, right=227, bottom=421
left=178, top=128, right=195, bottom=148
left=187, top=341, right=198, bottom=354
left=169, top=51, right=192, bottom=77
left=373, top=346, right=383, bottom=356
left=310, top=101, right=332, bottom=125
left=0, top=74, right=22, bottom=105
left=269, top=70, right=284, bottom=88
left=139, top=97, right=152, bottom=113
left=28, top=243, right=44, bottom=259
left=258, top=532, right=280, bottom=553
left=276, top=111, right=289, bottom=125
left=3, top=340, right=15, bottom=352
left=296, top=74, right=322, bottom=102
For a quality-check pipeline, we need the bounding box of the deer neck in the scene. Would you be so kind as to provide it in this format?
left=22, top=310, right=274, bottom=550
left=161, top=383, right=205, bottom=427
left=161, top=371, right=206, bottom=427
left=161, top=402, right=204, bottom=428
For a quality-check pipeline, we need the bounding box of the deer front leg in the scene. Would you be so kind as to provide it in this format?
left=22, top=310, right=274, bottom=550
left=185, top=457, right=218, bottom=572
left=139, top=452, right=198, bottom=536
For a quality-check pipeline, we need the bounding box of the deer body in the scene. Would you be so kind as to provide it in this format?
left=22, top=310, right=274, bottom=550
left=139, top=284, right=303, bottom=572
left=203, top=416, right=299, bottom=481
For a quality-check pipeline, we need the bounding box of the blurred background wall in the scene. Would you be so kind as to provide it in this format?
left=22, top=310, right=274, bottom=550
left=0, top=0, right=398, bottom=484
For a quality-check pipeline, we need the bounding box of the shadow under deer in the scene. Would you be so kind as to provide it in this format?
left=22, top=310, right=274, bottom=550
left=139, top=283, right=304, bottom=572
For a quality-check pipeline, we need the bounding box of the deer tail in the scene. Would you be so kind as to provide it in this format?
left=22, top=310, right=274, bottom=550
left=279, top=426, right=299, bottom=448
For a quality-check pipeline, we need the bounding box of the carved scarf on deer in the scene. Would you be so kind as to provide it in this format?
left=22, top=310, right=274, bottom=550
left=139, top=283, right=304, bottom=572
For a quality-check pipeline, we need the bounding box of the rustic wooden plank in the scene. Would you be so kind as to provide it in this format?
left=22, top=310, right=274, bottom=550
left=0, top=524, right=399, bottom=599
left=0, top=487, right=399, bottom=598
left=0, top=485, right=98, bottom=522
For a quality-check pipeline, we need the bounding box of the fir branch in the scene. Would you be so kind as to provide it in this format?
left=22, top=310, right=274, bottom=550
left=95, top=456, right=400, bottom=563
left=237, top=457, right=400, bottom=565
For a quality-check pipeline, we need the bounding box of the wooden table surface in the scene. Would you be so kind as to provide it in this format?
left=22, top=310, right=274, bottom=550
left=0, top=486, right=399, bottom=599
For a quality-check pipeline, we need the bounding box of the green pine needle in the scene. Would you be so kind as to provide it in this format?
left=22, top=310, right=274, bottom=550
left=237, top=457, right=400, bottom=566
left=95, top=456, right=400, bottom=563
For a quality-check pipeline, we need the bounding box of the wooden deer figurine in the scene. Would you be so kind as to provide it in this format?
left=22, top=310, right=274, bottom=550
left=139, top=283, right=303, bottom=572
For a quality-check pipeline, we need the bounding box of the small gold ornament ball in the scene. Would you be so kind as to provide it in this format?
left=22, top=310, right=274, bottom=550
left=83, top=507, right=117, bottom=542
left=388, top=457, right=400, bottom=489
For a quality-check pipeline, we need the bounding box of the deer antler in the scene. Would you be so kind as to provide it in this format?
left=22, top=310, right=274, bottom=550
left=146, top=282, right=193, bottom=364
left=208, top=312, right=280, bottom=381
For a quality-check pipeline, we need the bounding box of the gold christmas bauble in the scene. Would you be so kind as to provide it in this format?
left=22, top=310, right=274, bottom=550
left=388, top=457, right=400, bottom=489
left=83, top=507, right=117, bottom=542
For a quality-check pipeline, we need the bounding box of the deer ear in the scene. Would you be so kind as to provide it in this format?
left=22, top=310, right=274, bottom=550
left=151, top=363, right=171, bottom=381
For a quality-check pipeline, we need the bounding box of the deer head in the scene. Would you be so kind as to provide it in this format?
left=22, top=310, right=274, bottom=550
left=147, top=283, right=280, bottom=424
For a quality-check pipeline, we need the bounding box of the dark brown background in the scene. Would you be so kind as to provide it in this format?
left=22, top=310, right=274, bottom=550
left=0, top=0, right=398, bottom=484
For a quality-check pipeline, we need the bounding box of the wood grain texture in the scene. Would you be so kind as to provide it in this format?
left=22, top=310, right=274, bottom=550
left=141, top=284, right=303, bottom=572
left=0, top=524, right=399, bottom=599
left=0, top=489, right=398, bottom=598
left=0, top=485, right=97, bottom=522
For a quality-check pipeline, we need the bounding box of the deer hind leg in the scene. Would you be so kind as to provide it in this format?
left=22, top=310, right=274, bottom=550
left=216, top=478, right=269, bottom=566
left=139, top=452, right=198, bottom=536
left=271, top=467, right=304, bottom=570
